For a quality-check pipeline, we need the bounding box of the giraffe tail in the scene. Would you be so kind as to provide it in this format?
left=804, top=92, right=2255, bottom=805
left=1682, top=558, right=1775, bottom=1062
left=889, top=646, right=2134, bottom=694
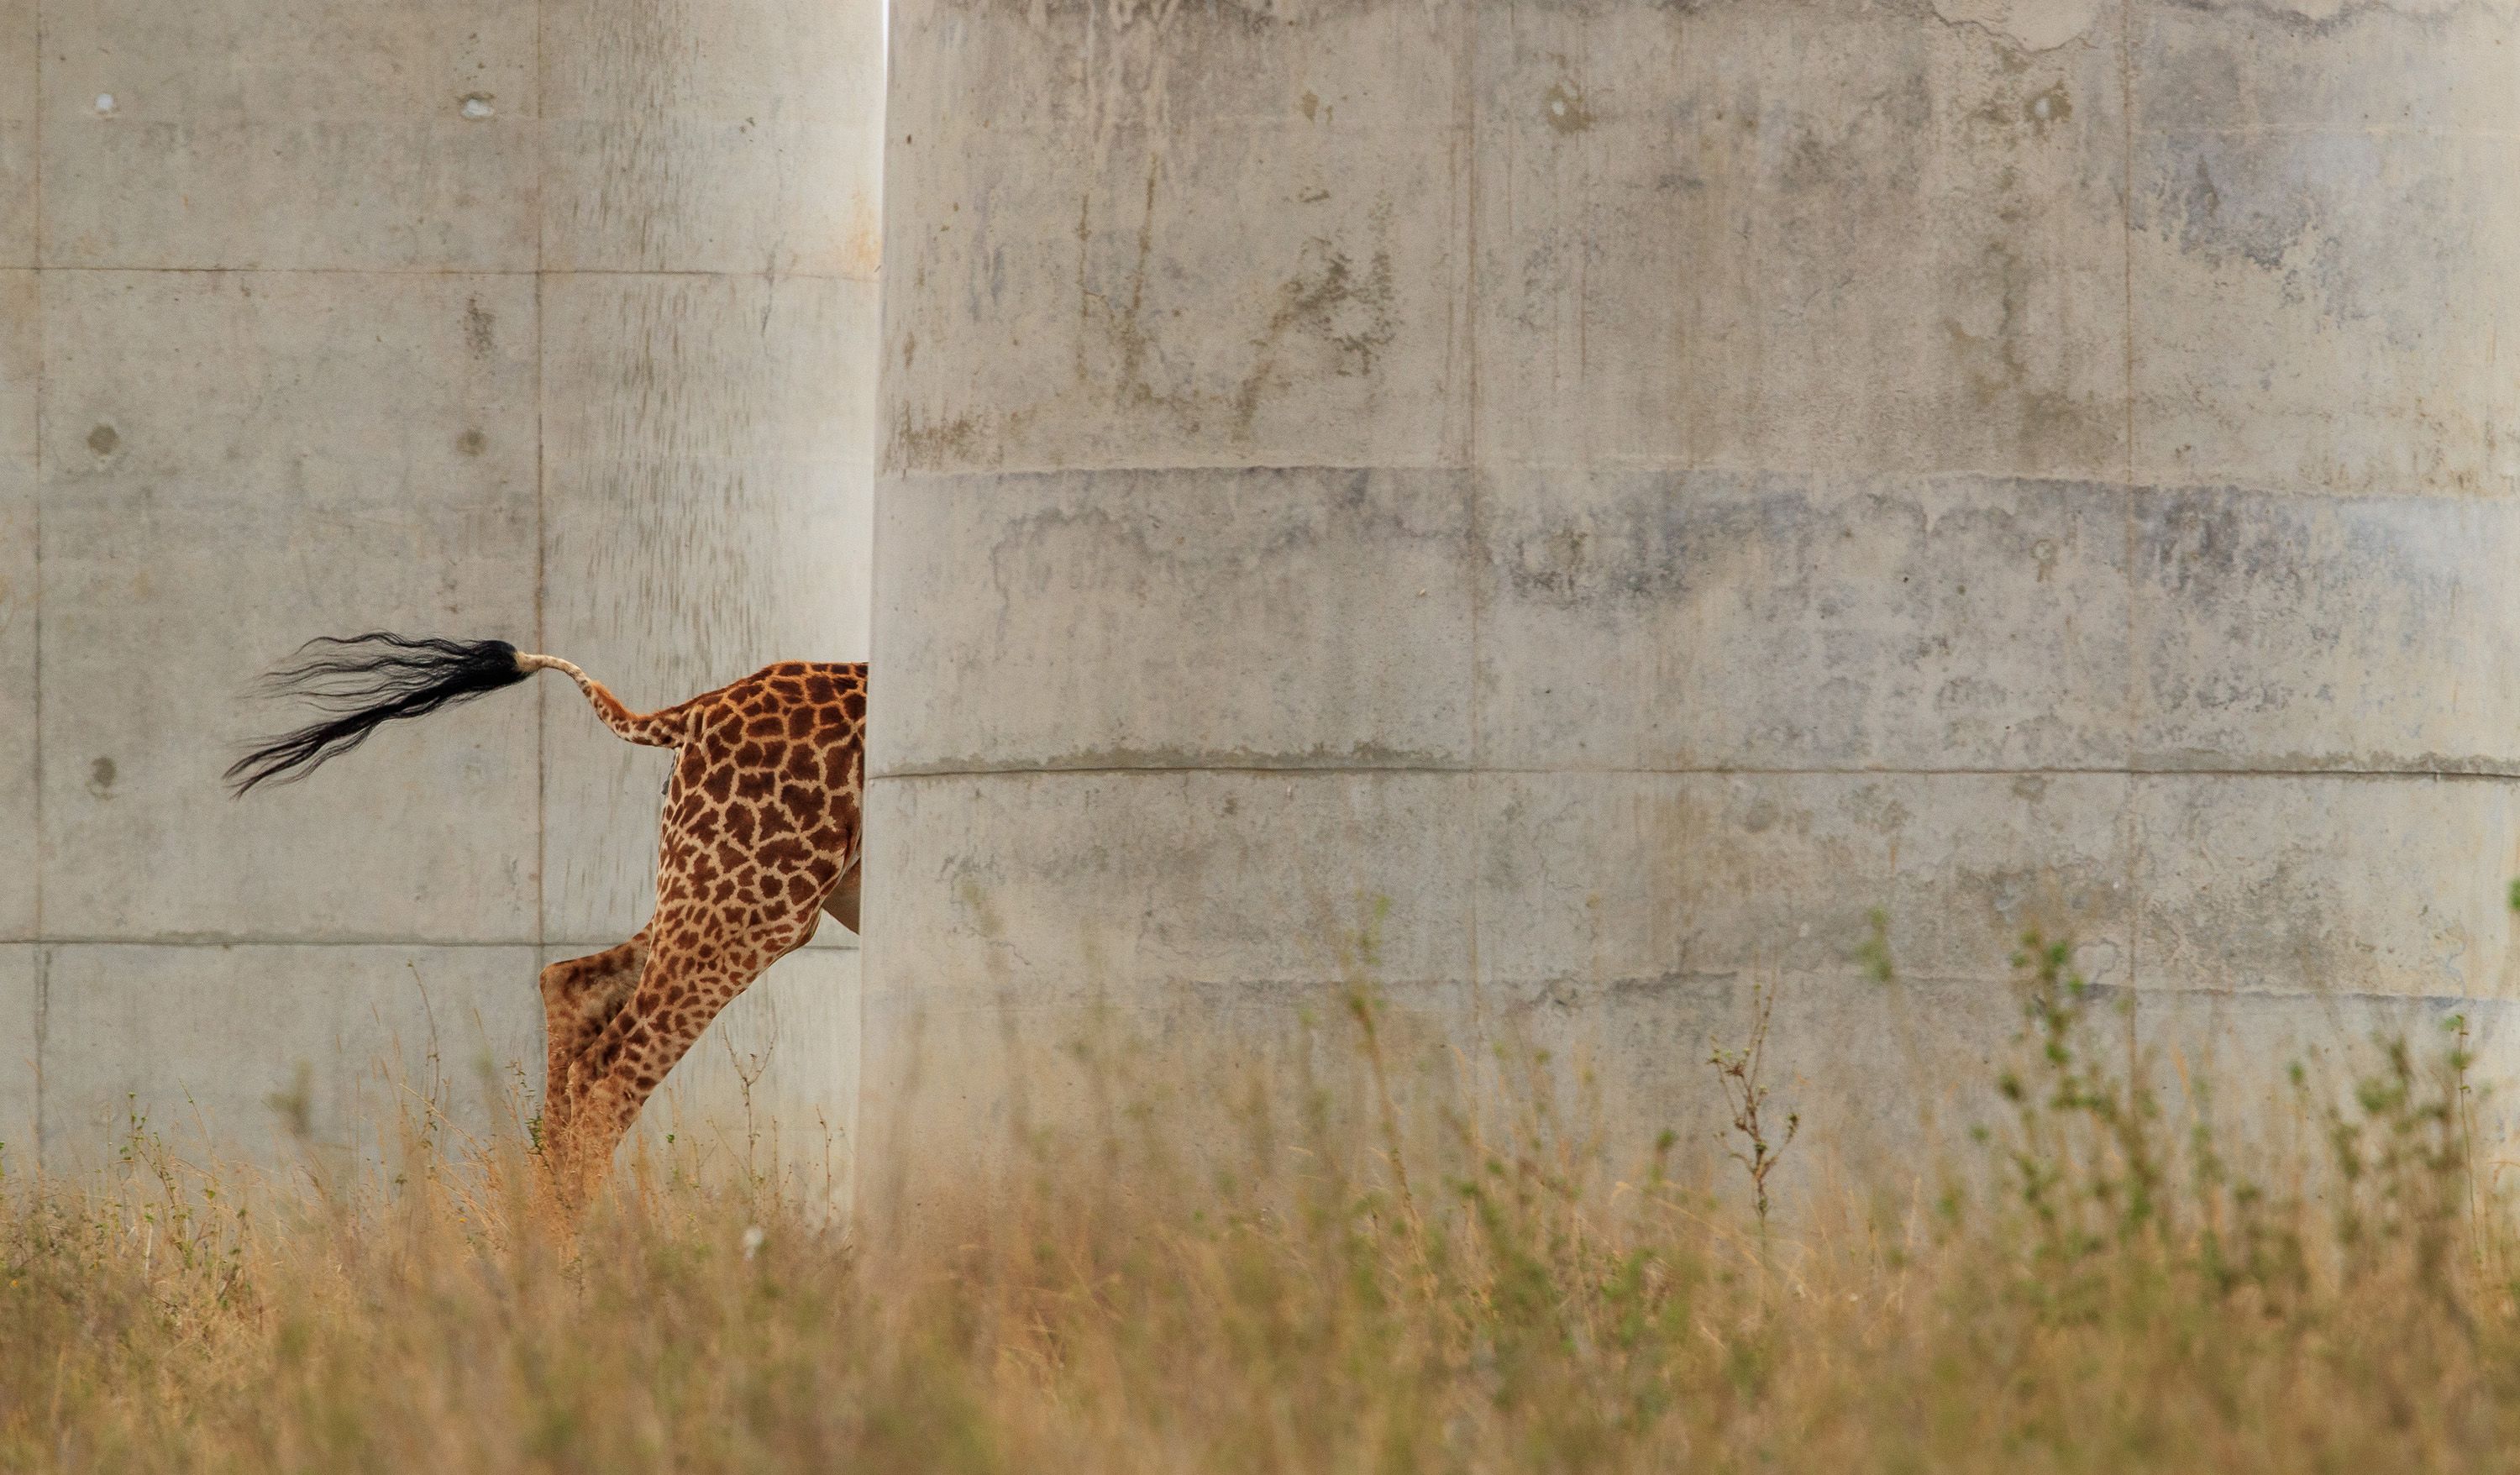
left=512, top=653, right=691, bottom=749
left=227, top=633, right=684, bottom=796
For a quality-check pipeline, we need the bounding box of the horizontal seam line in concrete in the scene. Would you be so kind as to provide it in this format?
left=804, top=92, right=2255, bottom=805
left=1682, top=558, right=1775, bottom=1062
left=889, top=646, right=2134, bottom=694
left=864, top=982, right=2510, bottom=1010
left=29, top=264, right=881, bottom=283
left=882, top=462, right=2520, bottom=500
left=873, top=764, right=2520, bottom=782
left=3, top=936, right=861, bottom=950
left=1481, top=976, right=2520, bottom=1007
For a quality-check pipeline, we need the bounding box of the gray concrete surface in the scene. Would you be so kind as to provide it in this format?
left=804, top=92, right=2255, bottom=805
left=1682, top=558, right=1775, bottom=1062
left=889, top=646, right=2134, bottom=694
left=864, top=0, right=2520, bottom=1212
left=2, top=0, right=879, bottom=1199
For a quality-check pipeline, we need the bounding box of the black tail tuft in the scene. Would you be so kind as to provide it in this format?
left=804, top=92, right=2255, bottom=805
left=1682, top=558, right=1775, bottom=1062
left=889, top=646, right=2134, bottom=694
left=227, top=633, right=531, bottom=795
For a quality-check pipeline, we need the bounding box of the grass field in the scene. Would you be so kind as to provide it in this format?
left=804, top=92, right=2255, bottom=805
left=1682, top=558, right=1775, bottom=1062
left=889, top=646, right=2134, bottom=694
left=5, top=933, right=2517, bottom=1472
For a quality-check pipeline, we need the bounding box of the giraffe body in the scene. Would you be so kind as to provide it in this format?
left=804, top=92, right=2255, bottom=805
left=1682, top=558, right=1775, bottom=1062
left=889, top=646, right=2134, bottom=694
left=528, top=656, right=868, bottom=1194
left=229, top=635, right=866, bottom=1205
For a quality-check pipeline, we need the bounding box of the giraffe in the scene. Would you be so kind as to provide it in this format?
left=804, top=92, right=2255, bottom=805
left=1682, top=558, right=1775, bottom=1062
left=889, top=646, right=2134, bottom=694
left=228, top=633, right=866, bottom=1204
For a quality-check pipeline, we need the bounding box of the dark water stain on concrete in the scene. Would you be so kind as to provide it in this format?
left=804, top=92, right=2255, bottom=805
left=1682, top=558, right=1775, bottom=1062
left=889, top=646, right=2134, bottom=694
left=1544, top=81, right=1594, bottom=134
left=465, top=297, right=496, bottom=356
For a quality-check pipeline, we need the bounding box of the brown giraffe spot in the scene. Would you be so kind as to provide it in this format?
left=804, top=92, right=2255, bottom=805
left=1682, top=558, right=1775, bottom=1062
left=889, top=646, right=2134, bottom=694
left=841, top=690, right=865, bottom=721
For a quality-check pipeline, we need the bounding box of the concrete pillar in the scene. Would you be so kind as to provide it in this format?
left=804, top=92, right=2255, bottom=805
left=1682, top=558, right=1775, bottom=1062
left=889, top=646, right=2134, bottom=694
left=2, top=0, right=879, bottom=1191
left=867, top=0, right=2520, bottom=1199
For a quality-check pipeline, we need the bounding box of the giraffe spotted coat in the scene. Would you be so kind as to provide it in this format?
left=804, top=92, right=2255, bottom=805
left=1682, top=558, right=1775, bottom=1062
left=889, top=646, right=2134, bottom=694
left=527, top=656, right=867, bottom=1197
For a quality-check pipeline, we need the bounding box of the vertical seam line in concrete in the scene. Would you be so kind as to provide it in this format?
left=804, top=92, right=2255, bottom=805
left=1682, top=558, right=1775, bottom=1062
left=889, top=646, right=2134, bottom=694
left=32, top=947, right=45, bottom=1165
left=2118, top=0, right=2141, bottom=1003
left=28, top=1, right=45, bottom=1166
left=1460, top=0, right=1484, bottom=1020
left=533, top=0, right=549, bottom=966
left=29, top=0, right=45, bottom=948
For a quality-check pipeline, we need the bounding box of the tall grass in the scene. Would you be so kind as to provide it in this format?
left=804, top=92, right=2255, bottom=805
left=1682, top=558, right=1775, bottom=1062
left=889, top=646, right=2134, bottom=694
left=4, top=934, right=2517, bottom=1472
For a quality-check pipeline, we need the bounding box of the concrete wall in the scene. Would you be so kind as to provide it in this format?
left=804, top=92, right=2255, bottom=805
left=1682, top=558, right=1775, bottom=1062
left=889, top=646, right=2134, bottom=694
left=865, top=0, right=2520, bottom=1202
left=2, top=0, right=879, bottom=1191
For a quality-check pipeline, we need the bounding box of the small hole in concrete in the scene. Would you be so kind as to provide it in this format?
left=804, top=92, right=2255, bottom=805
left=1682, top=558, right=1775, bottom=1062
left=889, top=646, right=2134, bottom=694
left=459, top=93, right=495, bottom=120
left=87, top=423, right=119, bottom=457
left=456, top=428, right=487, bottom=457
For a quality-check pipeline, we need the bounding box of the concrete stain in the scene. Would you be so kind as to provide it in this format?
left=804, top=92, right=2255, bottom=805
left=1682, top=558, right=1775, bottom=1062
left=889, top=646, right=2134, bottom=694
left=463, top=297, right=496, bottom=357
left=1231, top=227, right=1399, bottom=442
left=2160, top=150, right=2321, bottom=285
left=1940, top=239, right=2121, bottom=473
left=1543, top=81, right=1594, bottom=135
left=891, top=407, right=986, bottom=470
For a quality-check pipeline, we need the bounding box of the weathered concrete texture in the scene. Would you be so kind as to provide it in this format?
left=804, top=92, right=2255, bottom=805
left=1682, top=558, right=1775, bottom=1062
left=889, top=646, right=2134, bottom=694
left=39, top=2, right=538, bottom=270
left=1478, top=475, right=2520, bottom=774
left=0, top=0, right=31, bottom=270
left=6, top=0, right=878, bottom=1184
left=877, top=469, right=1474, bottom=774
left=541, top=0, right=885, bottom=276
left=869, top=0, right=2520, bottom=1205
left=36, top=944, right=542, bottom=1173
left=2130, top=1, right=2520, bottom=498
left=880, top=0, right=1468, bottom=472
left=1470, top=0, right=2130, bottom=480
left=0, top=946, right=33, bottom=1163
left=0, top=269, right=34, bottom=942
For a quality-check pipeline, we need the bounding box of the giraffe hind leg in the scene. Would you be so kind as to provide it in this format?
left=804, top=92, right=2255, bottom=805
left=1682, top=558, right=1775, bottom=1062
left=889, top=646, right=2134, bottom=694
left=536, top=935, right=648, bottom=1151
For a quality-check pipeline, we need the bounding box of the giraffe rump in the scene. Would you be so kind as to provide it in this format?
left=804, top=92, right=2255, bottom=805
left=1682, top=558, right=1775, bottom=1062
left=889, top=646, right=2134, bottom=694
left=226, top=633, right=533, bottom=795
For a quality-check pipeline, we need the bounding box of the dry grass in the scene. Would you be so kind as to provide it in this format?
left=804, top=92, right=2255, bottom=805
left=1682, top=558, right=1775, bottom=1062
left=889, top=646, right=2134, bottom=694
left=6, top=935, right=2519, bottom=1472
